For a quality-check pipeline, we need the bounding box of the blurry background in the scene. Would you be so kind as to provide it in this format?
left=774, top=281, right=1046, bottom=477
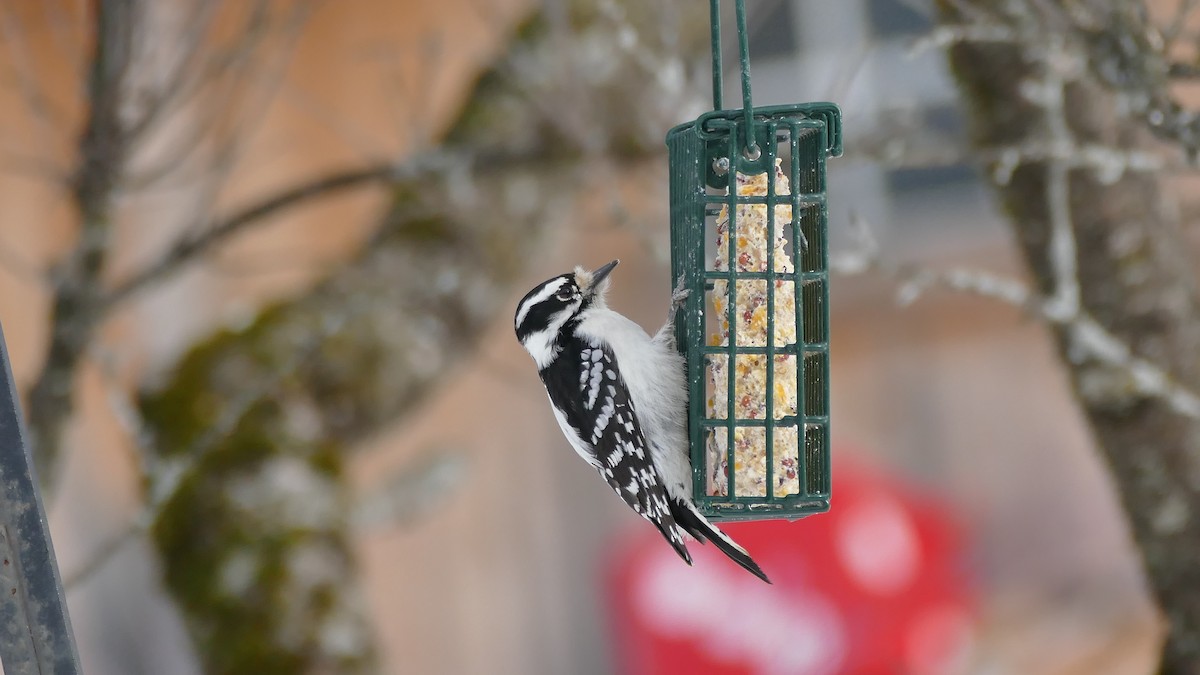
left=0, top=0, right=1184, bottom=673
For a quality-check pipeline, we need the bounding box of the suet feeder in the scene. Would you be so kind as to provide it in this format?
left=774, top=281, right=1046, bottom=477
left=669, top=0, right=841, bottom=521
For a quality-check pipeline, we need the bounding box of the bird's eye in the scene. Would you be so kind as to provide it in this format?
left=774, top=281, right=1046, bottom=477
left=556, top=290, right=575, bottom=301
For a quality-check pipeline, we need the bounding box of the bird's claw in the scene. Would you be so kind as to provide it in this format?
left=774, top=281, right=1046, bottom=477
left=666, top=276, right=690, bottom=326
left=671, top=275, right=689, bottom=306
left=671, top=286, right=690, bottom=308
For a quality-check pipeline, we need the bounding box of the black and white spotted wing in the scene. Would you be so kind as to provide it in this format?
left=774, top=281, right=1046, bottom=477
left=539, top=333, right=691, bottom=564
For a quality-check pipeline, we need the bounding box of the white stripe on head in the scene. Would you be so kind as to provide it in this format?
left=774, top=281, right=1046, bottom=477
left=515, top=277, right=568, bottom=331
left=523, top=327, right=560, bottom=369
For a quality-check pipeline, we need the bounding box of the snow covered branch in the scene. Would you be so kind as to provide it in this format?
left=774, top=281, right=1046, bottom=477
left=937, top=1, right=1200, bottom=670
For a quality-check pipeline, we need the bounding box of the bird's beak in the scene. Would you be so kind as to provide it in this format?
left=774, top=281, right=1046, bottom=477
left=589, top=259, right=619, bottom=290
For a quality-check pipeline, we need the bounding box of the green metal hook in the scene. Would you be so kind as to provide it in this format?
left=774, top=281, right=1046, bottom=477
left=734, top=0, right=758, bottom=158
left=708, top=0, right=758, bottom=157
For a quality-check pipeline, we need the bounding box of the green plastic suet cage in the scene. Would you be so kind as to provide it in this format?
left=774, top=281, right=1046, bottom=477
left=669, top=0, right=841, bottom=522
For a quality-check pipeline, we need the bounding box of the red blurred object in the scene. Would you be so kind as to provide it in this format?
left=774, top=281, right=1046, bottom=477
left=606, top=457, right=976, bottom=675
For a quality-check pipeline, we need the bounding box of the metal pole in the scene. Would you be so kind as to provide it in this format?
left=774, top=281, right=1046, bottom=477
left=0, top=321, right=80, bottom=674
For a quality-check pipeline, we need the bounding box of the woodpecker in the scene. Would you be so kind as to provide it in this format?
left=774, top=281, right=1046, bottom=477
left=514, top=259, right=769, bottom=583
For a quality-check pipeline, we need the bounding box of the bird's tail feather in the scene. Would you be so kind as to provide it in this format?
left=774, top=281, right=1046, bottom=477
left=672, top=498, right=771, bottom=584
left=653, top=518, right=693, bottom=566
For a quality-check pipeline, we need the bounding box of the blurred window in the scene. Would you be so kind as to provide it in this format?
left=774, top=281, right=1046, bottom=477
left=886, top=164, right=976, bottom=193
left=886, top=103, right=974, bottom=192
left=748, top=0, right=797, bottom=60
left=867, top=0, right=931, bottom=38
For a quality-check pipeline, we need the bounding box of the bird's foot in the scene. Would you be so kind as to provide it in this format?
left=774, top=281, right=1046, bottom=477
left=667, top=276, right=689, bottom=326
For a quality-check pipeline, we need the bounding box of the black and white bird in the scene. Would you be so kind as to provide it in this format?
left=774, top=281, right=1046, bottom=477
left=514, top=259, right=770, bottom=583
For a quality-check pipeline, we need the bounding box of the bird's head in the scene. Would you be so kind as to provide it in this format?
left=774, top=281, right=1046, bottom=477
left=514, top=259, right=618, bottom=367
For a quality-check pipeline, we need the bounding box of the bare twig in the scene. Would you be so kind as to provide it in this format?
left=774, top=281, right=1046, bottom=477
left=105, top=159, right=430, bottom=306
left=180, top=1, right=318, bottom=192
left=0, top=0, right=67, bottom=146
left=1034, top=36, right=1081, bottom=321
left=909, top=23, right=1018, bottom=54
left=122, top=1, right=304, bottom=189
left=832, top=215, right=1200, bottom=419
left=849, top=106, right=1167, bottom=177
left=120, top=1, right=223, bottom=143
left=278, top=84, right=389, bottom=164
left=1161, top=0, right=1199, bottom=48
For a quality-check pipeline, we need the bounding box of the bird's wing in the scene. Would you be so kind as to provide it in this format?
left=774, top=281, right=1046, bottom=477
left=543, top=337, right=690, bottom=563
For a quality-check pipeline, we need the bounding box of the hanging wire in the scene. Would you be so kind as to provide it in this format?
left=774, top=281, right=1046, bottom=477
left=734, top=0, right=759, bottom=158
left=710, top=0, right=723, bottom=110
left=710, top=0, right=759, bottom=158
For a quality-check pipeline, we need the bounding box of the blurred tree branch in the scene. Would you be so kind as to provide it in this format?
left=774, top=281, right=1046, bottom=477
left=27, top=0, right=136, bottom=487
left=137, top=154, right=569, bottom=669
left=22, top=1, right=316, bottom=494
left=28, top=0, right=1200, bottom=671
left=833, top=215, right=1200, bottom=418
left=936, top=1, right=1200, bottom=671
left=12, top=0, right=706, bottom=672
left=104, top=159, right=429, bottom=306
